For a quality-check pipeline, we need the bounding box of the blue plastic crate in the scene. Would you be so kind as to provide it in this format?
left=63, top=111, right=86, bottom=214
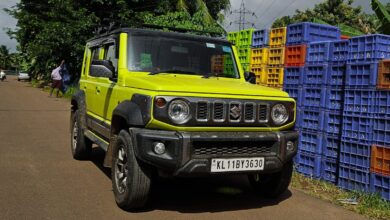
left=330, top=40, right=349, bottom=63
left=346, top=62, right=378, bottom=88
left=295, top=108, right=302, bottom=129
left=302, top=86, right=324, bottom=108
left=283, top=85, right=303, bottom=107
left=343, top=89, right=376, bottom=116
left=370, top=173, right=390, bottom=201
left=373, top=118, right=390, bottom=147
left=298, top=130, right=323, bottom=154
left=322, top=133, right=341, bottom=159
left=375, top=90, right=390, bottom=117
left=304, top=64, right=328, bottom=85
left=306, top=41, right=331, bottom=64
left=322, top=110, right=342, bottom=135
left=284, top=67, right=304, bottom=86
left=321, top=157, right=338, bottom=184
left=338, top=164, right=370, bottom=192
left=299, top=108, right=324, bottom=132
left=323, top=87, right=344, bottom=111
left=348, top=34, right=390, bottom=63
left=252, top=29, right=269, bottom=48
left=327, top=64, right=346, bottom=86
left=301, top=86, right=343, bottom=110
left=296, top=151, right=322, bottom=178
left=340, top=140, right=371, bottom=170
left=286, top=22, right=341, bottom=45
left=341, top=115, right=374, bottom=145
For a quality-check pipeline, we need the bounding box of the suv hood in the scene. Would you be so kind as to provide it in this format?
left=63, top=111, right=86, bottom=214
left=124, top=74, right=289, bottom=98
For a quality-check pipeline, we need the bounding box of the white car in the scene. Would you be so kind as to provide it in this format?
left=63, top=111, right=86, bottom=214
left=17, top=72, right=31, bottom=81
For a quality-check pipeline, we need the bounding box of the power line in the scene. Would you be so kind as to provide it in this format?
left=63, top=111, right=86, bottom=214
left=229, top=0, right=257, bottom=31
left=265, top=0, right=300, bottom=28
left=256, top=0, right=280, bottom=22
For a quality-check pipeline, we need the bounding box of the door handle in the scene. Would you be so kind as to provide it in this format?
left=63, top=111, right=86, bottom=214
left=96, top=87, right=101, bottom=93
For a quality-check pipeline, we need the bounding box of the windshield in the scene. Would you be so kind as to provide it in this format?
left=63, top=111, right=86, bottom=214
left=127, top=34, right=239, bottom=78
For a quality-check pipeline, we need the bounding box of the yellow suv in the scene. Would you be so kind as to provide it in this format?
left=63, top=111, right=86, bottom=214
left=70, top=28, right=298, bottom=211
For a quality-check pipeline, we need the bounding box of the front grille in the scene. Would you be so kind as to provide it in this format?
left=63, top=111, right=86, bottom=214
left=196, top=100, right=269, bottom=125
left=193, top=141, right=273, bottom=157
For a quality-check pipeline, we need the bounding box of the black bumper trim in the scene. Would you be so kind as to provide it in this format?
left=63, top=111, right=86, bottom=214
left=130, top=128, right=298, bottom=176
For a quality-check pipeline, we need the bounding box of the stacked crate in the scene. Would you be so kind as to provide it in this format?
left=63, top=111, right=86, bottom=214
left=238, top=29, right=254, bottom=72
left=338, top=34, right=390, bottom=193
left=285, top=22, right=342, bottom=184
left=370, top=59, right=390, bottom=201
left=265, top=27, right=287, bottom=89
left=250, top=29, right=269, bottom=85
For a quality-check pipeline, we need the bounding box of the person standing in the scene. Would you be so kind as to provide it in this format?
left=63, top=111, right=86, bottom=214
left=50, top=61, right=64, bottom=97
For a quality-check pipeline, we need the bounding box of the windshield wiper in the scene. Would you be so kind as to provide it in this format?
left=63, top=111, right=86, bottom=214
left=149, top=69, right=201, bottom=76
left=202, top=73, right=219, bottom=79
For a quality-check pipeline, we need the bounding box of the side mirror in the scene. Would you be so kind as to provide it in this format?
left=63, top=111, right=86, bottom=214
left=90, top=60, right=115, bottom=78
left=244, top=71, right=256, bottom=84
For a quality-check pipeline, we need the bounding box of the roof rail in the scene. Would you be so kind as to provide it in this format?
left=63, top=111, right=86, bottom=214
left=93, top=19, right=225, bottom=37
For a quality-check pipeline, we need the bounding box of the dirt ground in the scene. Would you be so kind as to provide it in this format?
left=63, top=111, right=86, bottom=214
left=0, top=76, right=366, bottom=220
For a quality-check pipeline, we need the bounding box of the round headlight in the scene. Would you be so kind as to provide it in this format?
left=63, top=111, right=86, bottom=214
left=168, top=99, right=191, bottom=124
left=271, top=104, right=289, bottom=125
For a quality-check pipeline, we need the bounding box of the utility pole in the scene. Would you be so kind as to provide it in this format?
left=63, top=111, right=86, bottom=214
left=230, top=0, right=257, bottom=31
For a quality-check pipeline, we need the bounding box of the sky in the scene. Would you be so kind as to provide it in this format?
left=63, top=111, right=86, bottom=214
left=0, top=0, right=389, bottom=52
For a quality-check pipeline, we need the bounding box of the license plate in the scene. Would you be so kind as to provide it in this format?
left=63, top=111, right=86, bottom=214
left=210, top=157, right=264, bottom=173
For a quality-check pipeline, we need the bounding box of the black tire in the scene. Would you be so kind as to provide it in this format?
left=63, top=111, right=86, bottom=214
left=248, top=160, right=293, bottom=198
left=70, top=110, right=92, bottom=160
left=17, top=78, right=20, bottom=81
left=111, top=130, right=151, bottom=211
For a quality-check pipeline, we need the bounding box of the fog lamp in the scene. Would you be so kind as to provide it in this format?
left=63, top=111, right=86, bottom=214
left=153, top=142, right=166, bottom=155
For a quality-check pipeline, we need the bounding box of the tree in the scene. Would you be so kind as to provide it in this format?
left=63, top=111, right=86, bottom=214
left=6, top=0, right=230, bottom=80
left=0, top=45, right=11, bottom=69
left=272, top=0, right=377, bottom=34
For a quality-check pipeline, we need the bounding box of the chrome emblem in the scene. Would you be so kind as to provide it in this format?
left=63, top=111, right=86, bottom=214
left=230, top=104, right=241, bottom=120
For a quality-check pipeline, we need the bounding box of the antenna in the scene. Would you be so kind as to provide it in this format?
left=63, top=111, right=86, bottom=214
left=230, top=0, right=257, bottom=31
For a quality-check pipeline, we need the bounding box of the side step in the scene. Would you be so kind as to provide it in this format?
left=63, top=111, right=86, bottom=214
left=84, top=130, right=109, bottom=151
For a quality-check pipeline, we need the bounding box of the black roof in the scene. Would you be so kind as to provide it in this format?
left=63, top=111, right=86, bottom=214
left=88, top=27, right=230, bottom=44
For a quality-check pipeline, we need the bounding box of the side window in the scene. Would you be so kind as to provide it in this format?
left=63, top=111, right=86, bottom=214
left=89, top=46, right=106, bottom=77
left=104, top=44, right=118, bottom=73
left=91, top=47, right=101, bottom=61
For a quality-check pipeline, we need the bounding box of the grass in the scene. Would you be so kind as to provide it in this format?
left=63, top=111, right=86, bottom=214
left=291, top=172, right=390, bottom=220
left=30, top=79, right=77, bottom=99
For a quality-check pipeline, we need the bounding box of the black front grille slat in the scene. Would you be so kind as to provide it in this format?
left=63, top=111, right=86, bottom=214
left=244, top=103, right=255, bottom=122
left=193, top=141, right=273, bottom=157
left=213, top=103, right=225, bottom=121
left=197, top=102, right=208, bottom=121
left=259, top=104, right=268, bottom=122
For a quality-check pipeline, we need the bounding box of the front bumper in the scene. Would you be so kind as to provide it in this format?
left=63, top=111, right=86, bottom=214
left=130, top=128, right=298, bottom=176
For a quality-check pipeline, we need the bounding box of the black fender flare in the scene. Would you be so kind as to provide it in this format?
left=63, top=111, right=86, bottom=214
left=104, top=94, right=152, bottom=167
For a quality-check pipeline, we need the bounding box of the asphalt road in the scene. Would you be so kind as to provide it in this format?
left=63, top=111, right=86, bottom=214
left=0, top=76, right=366, bottom=220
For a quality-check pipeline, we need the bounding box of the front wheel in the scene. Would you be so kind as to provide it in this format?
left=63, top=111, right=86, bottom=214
left=111, top=130, right=151, bottom=211
left=248, top=160, right=293, bottom=198
left=70, top=110, right=92, bottom=160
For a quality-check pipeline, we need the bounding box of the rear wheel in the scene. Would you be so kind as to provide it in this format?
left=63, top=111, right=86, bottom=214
left=248, top=160, right=293, bottom=198
left=111, top=130, right=151, bottom=211
left=70, top=110, right=92, bottom=160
